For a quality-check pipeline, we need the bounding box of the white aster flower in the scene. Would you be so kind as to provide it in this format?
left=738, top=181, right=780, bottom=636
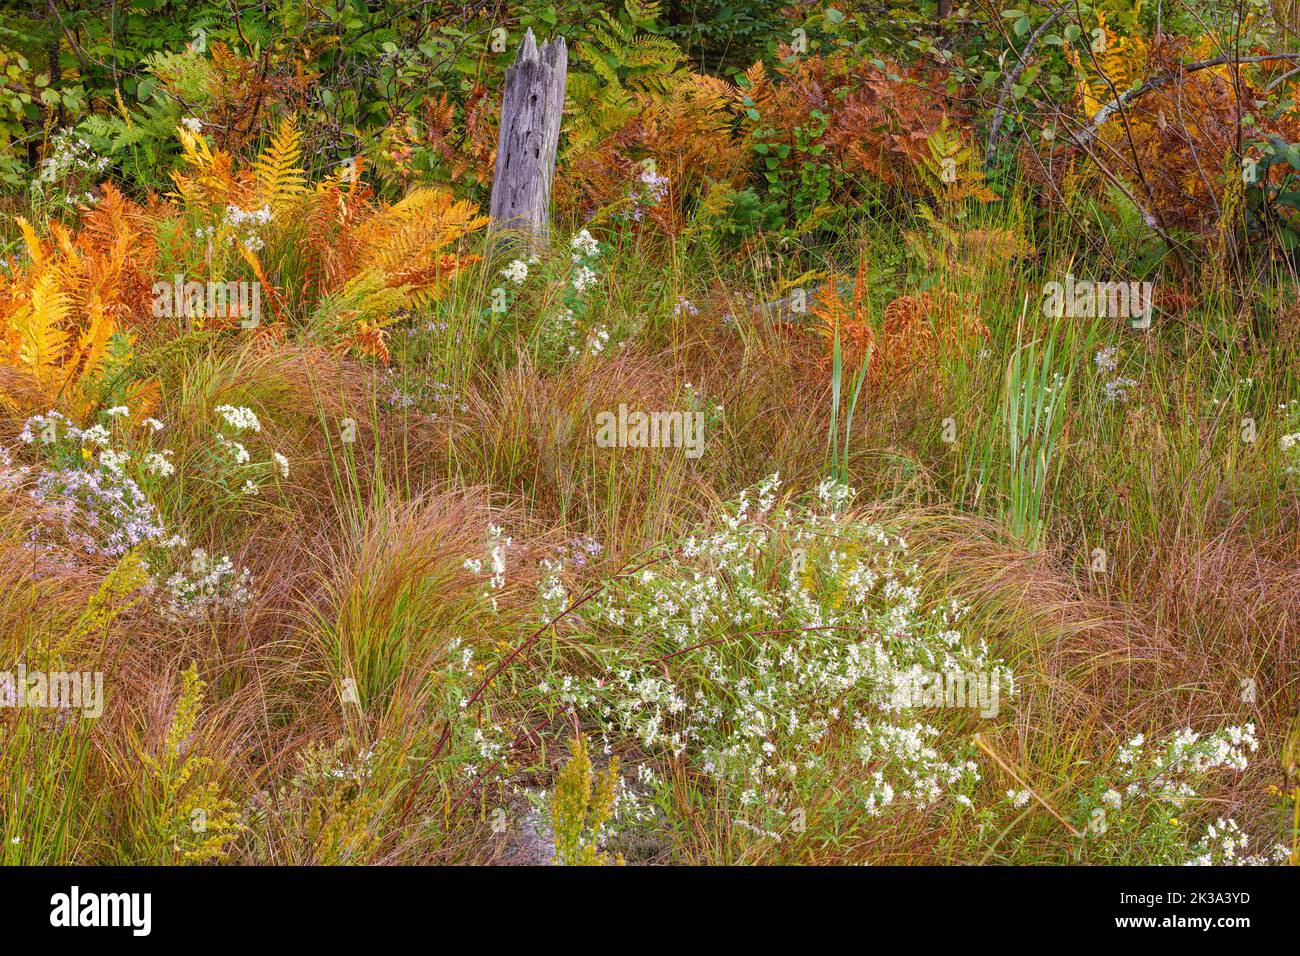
left=214, top=405, right=261, bottom=433
left=500, top=259, right=529, bottom=284
left=143, top=450, right=175, bottom=478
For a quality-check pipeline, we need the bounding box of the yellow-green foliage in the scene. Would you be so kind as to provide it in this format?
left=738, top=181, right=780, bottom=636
left=551, top=734, right=620, bottom=866
left=278, top=741, right=381, bottom=865
left=139, top=664, right=243, bottom=864
left=917, top=117, right=999, bottom=207
left=53, top=549, right=151, bottom=664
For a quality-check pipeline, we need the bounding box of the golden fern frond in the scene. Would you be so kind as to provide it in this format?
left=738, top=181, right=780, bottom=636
left=13, top=270, right=72, bottom=383
left=253, top=117, right=307, bottom=212
left=736, top=61, right=775, bottom=114
left=307, top=270, right=403, bottom=353
left=15, top=216, right=46, bottom=268
left=1068, top=12, right=1150, bottom=120
left=64, top=298, right=116, bottom=402
left=918, top=117, right=999, bottom=204
left=358, top=189, right=488, bottom=277
left=79, top=183, right=152, bottom=256
left=171, top=125, right=239, bottom=204
left=177, top=123, right=215, bottom=169
left=689, top=73, right=735, bottom=112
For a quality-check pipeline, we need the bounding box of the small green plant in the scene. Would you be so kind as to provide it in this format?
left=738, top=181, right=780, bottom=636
left=751, top=107, right=837, bottom=231
left=827, top=323, right=870, bottom=486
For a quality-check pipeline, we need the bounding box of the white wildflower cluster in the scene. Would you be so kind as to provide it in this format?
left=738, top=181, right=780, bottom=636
left=19, top=410, right=95, bottom=447
left=98, top=448, right=130, bottom=476
left=35, top=133, right=110, bottom=207
left=1279, top=400, right=1300, bottom=477
left=501, top=259, right=530, bottom=285
left=214, top=404, right=262, bottom=433
left=321, top=743, right=378, bottom=783
left=529, top=229, right=618, bottom=363
left=162, top=547, right=254, bottom=622
left=210, top=405, right=289, bottom=495
left=537, top=538, right=602, bottom=626
left=471, top=725, right=508, bottom=766
left=856, top=722, right=980, bottom=815
left=1114, top=725, right=1257, bottom=807
left=40, top=134, right=111, bottom=182
left=814, top=477, right=855, bottom=514
left=569, top=229, right=601, bottom=295
left=542, top=307, right=579, bottom=358
left=218, top=433, right=251, bottom=466
left=571, top=264, right=598, bottom=294
left=570, top=229, right=600, bottom=258
left=218, top=204, right=273, bottom=252
left=1078, top=724, right=1282, bottom=865
left=488, top=525, right=509, bottom=590
left=1185, top=817, right=1290, bottom=867
left=536, top=476, right=997, bottom=836
left=581, top=324, right=610, bottom=357
left=143, top=450, right=176, bottom=478
left=8, top=410, right=256, bottom=622
left=15, top=411, right=169, bottom=557
left=538, top=557, right=568, bottom=620
left=418, top=638, right=502, bottom=765
left=612, top=765, right=661, bottom=826
left=458, top=722, right=516, bottom=780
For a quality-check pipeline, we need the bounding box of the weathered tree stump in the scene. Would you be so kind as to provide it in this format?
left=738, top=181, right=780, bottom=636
left=489, top=29, right=567, bottom=250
